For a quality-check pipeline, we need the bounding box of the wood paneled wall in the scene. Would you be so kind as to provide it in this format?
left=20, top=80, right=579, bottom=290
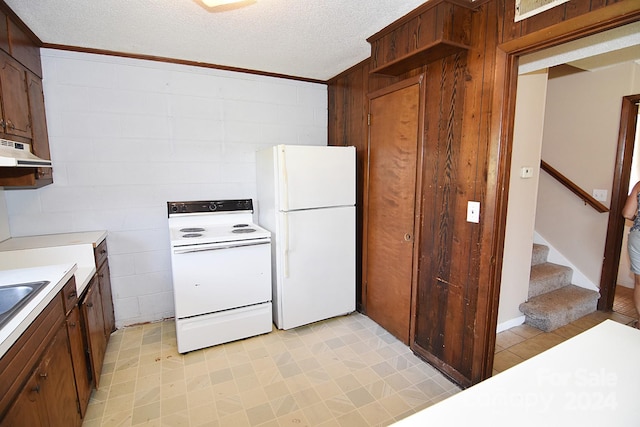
left=328, top=0, right=640, bottom=386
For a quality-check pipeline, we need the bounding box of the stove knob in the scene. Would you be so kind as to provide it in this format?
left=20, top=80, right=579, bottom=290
left=170, top=204, right=178, bottom=213
left=180, top=205, right=187, bottom=212
left=208, top=203, right=217, bottom=211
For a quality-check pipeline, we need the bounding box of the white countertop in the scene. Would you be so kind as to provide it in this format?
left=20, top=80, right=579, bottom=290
left=0, top=231, right=107, bottom=359
left=0, top=230, right=107, bottom=295
left=394, top=320, right=640, bottom=426
left=0, top=264, right=77, bottom=358
left=0, top=230, right=107, bottom=251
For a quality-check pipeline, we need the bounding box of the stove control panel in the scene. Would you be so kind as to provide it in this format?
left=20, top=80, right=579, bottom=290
left=168, top=199, right=253, bottom=216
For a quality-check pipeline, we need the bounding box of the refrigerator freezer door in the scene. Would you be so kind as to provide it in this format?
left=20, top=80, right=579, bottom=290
left=277, top=145, right=355, bottom=211
left=274, top=206, right=355, bottom=329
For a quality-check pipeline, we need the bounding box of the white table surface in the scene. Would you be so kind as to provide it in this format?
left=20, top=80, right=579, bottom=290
left=395, top=320, right=639, bottom=426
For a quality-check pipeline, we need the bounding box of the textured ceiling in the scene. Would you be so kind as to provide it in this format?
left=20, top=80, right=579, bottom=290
left=4, top=0, right=429, bottom=81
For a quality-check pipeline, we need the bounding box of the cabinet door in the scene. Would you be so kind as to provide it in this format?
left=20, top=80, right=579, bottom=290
left=81, top=279, right=107, bottom=389
left=26, top=72, right=52, bottom=182
left=0, top=52, right=31, bottom=139
left=66, top=306, right=91, bottom=418
left=98, top=261, right=115, bottom=337
left=39, top=326, right=81, bottom=427
left=0, top=375, right=46, bottom=427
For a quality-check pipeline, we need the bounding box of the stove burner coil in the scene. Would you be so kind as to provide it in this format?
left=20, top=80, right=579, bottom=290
left=232, top=228, right=256, bottom=234
left=180, top=227, right=205, bottom=233
left=182, top=233, right=203, bottom=238
left=233, top=224, right=249, bottom=228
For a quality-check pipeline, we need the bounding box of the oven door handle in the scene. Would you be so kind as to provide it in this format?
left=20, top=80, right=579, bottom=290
left=173, top=240, right=270, bottom=254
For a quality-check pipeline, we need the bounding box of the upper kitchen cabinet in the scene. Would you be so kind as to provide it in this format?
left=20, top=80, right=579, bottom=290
left=367, top=0, right=473, bottom=76
left=6, top=18, right=42, bottom=78
left=0, top=50, right=31, bottom=140
left=0, top=9, right=8, bottom=54
left=0, top=4, right=52, bottom=188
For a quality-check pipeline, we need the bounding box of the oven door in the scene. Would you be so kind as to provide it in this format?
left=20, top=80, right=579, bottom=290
left=171, top=238, right=271, bottom=319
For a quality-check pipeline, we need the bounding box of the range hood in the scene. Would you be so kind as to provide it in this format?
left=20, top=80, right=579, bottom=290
left=0, top=139, right=52, bottom=167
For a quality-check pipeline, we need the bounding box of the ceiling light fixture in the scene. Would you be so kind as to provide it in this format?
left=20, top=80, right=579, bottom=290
left=197, top=0, right=256, bottom=11
left=201, top=0, right=243, bottom=6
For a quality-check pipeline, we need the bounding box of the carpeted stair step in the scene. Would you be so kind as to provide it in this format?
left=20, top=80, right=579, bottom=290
left=528, top=262, right=573, bottom=298
left=531, top=244, right=549, bottom=266
left=519, top=285, right=600, bottom=332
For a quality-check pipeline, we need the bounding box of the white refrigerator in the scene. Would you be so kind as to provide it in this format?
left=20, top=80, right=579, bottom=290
left=256, top=144, right=356, bottom=330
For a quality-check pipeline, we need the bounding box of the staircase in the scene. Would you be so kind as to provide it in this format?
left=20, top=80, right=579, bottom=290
left=519, top=244, right=600, bottom=332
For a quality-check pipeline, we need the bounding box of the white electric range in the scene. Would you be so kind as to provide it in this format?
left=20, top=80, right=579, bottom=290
left=167, top=199, right=272, bottom=353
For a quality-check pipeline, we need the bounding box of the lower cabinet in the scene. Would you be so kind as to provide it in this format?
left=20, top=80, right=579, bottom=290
left=1, top=374, right=46, bottom=426
left=0, top=236, right=117, bottom=426
left=81, top=275, right=108, bottom=388
left=2, top=323, right=81, bottom=427
left=98, top=261, right=115, bottom=337
left=66, top=305, right=91, bottom=418
left=81, top=239, right=115, bottom=390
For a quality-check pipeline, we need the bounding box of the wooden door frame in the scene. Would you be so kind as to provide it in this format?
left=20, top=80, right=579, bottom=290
left=484, top=2, right=640, bottom=379
left=600, top=95, right=640, bottom=310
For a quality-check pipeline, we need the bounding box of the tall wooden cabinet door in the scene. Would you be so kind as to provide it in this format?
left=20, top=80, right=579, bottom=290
left=363, top=76, right=423, bottom=344
left=66, top=305, right=91, bottom=418
left=81, top=279, right=107, bottom=389
left=0, top=52, right=31, bottom=139
left=98, top=261, right=115, bottom=337
left=39, top=326, right=82, bottom=427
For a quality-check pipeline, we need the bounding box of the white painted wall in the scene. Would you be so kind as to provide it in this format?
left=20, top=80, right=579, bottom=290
left=536, top=62, right=640, bottom=287
left=2, top=49, right=328, bottom=327
left=497, top=70, right=548, bottom=330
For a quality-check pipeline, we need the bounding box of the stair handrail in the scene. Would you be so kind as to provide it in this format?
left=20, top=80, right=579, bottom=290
left=540, top=160, right=609, bottom=213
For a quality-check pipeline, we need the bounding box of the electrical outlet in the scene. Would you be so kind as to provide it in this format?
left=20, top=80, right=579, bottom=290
left=593, top=189, right=607, bottom=202
left=467, top=201, right=480, bottom=223
left=520, top=167, right=534, bottom=178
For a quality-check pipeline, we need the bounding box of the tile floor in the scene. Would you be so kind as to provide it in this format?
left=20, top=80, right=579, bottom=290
left=493, top=303, right=636, bottom=375
left=81, top=313, right=460, bottom=427
left=613, top=284, right=637, bottom=320
left=83, top=288, right=639, bottom=427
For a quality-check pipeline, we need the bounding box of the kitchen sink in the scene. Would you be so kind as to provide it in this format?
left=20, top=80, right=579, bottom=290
left=0, top=281, right=50, bottom=329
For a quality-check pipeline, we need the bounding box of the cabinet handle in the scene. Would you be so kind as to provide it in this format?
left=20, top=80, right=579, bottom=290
left=87, top=302, right=93, bottom=308
left=69, top=322, right=77, bottom=327
left=68, top=291, right=77, bottom=299
left=39, top=373, right=47, bottom=379
left=100, top=249, right=106, bottom=254
left=404, top=233, right=412, bottom=242
left=6, top=120, right=14, bottom=130
left=0, top=119, right=5, bottom=128
left=31, top=384, right=40, bottom=393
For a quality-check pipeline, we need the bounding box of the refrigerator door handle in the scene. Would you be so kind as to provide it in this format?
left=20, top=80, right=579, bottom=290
left=284, top=212, right=290, bottom=278
left=279, top=145, right=289, bottom=211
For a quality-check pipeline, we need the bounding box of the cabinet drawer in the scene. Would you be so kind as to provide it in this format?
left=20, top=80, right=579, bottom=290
left=94, top=239, right=108, bottom=268
left=61, top=275, right=78, bottom=316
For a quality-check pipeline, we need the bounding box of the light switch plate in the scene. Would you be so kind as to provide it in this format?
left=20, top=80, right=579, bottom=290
left=593, top=189, right=607, bottom=202
left=467, top=201, right=480, bottom=223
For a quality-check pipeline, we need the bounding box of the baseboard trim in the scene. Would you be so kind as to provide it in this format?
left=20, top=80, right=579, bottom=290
left=497, top=316, right=525, bottom=333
